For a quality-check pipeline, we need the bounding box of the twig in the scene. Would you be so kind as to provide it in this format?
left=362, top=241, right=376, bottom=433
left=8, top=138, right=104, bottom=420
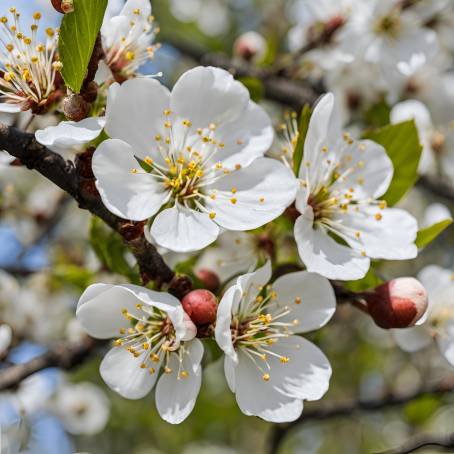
left=417, top=175, right=454, bottom=203
left=0, top=337, right=99, bottom=390
left=0, top=124, right=174, bottom=285
left=267, top=375, right=454, bottom=454
left=377, top=432, right=454, bottom=454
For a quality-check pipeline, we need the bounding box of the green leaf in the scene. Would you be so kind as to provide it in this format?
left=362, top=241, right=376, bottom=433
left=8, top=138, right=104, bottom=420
left=404, top=395, right=441, bottom=426
left=52, top=264, right=94, bottom=290
left=363, top=100, right=391, bottom=128
left=293, top=104, right=312, bottom=176
left=59, top=0, right=108, bottom=93
left=238, top=77, right=264, bottom=102
left=363, top=120, right=422, bottom=206
left=416, top=218, right=452, bottom=248
left=344, top=267, right=383, bottom=292
left=89, top=217, right=140, bottom=283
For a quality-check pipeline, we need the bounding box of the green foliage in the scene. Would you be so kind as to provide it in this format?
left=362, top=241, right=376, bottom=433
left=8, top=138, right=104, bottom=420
left=238, top=77, right=265, bottom=102
left=416, top=218, right=452, bottom=248
left=344, top=267, right=383, bottom=292
left=89, top=217, right=140, bottom=283
left=52, top=264, right=94, bottom=291
left=293, top=104, right=312, bottom=176
left=404, top=395, right=442, bottom=426
left=58, top=0, right=108, bottom=93
left=364, top=120, right=422, bottom=206
left=363, top=100, right=391, bottom=128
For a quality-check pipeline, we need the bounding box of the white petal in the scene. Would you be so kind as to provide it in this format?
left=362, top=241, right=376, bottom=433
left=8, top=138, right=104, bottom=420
left=272, top=271, right=336, bottom=333
left=205, top=158, right=297, bottom=231
left=294, top=208, right=370, bottom=280
left=0, top=103, right=21, bottom=113
left=95, top=60, right=114, bottom=85
left=170, top=66, right=249, bottom=128
left=35, top=117, right=105, bottom=152
left=422, top=203, right=452, bottom=228
left=268, top=336, right=332, bottom=401
left=234, top=350, right=303, bottom=422
left=120, top=0, right=152, bottom=17
left=437, top=321, right=454, bottom=366
left=300, top=93, right=340, bottom=177
left=330, top=139, right=393, bottom=199
left=392, top=326, right=432, bottom=352
left=236, top=260, right=272, bottom=305
left=215, top=285, right=242, bottom=362
left=76, top=284, right=143, bottom=339
left=224, top=355, right=236, bottom=392
left=0, top=324, right=12, bottom=355
left=418, top=265, right=454, bottom=295
left=92, top=139, right=168, bottom=220
left=155, top=339, right=203, bottom=424
left=100, top=346, right=159, bottom=399
left=105, top=77, right=170, bottom=160
left=150, top=204, right=220, bottom=252
left=337, top=206, right=418, bottom=260
left=391, top=100, right=433, bottom=131
left=211, top=101, right=273, bottom=169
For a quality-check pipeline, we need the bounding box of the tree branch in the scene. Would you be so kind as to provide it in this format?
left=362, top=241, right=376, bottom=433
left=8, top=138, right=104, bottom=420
left=0, top=337, right=99, bottom=390
left=268, top=375, right=454, bottom=454
left=0, top=123, right=174, bottom=285
left=377, top=432, right=454, bottom=454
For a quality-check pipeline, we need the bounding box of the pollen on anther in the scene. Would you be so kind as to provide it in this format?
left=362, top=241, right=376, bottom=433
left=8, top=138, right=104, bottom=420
left=148, top=367, right=155, bottom=374
left=230, top=198, right=237, bottom=205
left=180, top=371, right=189, bottom=379
left=280, top=356, right=289, bottom=363
left=235, top=164, right=241, bottom=170
left=259, top=197, right=265, bottom=203
left=294, top=297, right=301, bottom=305
left=209, top=212, right=216, bottom=220
left=164, top=367, right=172, bottom=374
left=262, top=373, right=270, bottom=381
left=375, top=213, right=383, bottom=221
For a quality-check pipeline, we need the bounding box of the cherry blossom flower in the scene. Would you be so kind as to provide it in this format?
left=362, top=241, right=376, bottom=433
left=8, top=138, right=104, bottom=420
left=76, top=283, right=203, bottom=424
left=392, top=265, right=454, bottom=366
left=101, top=0, right=160, bottom=80
left=53, top=382, right=110, bottom=435
left=92, top=66, right=296, bottom=252
left=0, top=8, right=62, bottom=113
left=215, top=261, right=335, bottom=422
left=293, top=93, right=417, bottom=280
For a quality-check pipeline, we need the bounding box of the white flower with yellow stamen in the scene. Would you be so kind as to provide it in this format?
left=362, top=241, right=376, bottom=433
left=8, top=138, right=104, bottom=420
left=92, top=66, right=297, bottom=252
left=215, top=261, right=335, bottom=422
left=101, top=0, right=160, bottom=79
left=0, top=8, right=62, bottom=113
left=392, top=265, right=454, bottom=366
left=293, top=93, right=417, bottom=280
left=76, top=283, right=203, bottom=424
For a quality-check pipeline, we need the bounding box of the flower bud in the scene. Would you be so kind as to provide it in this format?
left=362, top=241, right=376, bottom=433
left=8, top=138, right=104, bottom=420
left=182, top=289, right=218, bottom=326
left=63, top=93, right=90, bottom=121
left=233, top=31, right=266, bottom=62
left=196, top=268, right=220, bottom=292
left=51, top=0, right=74, bottom=13
left=365, top=278, right=428, bottom=329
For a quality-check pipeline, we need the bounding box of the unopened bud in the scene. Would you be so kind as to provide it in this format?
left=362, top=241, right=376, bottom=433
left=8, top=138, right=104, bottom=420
left=51, top=0, right=73, bottom=13
left=365, top=278, right=428, bottom=329
left=196, top=268, right=220, bottom=292
left=182, top=289, right=218, bottom=326
left=233, top=31, right=266, bottom=62
left=63, top=93, right=90, bottom=121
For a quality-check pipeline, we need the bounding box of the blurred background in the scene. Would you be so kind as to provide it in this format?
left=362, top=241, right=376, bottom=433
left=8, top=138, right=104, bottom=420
left=1, top=0, right=454, bottom=453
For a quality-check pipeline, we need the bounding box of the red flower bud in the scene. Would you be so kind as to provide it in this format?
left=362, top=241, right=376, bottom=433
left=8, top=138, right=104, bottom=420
left=182, top=290, right=218, bottom=326
left=196, top=269, right=220, bottom=292
left=365, top=278, right=428, bottom=329
left=63, top=94, right=90, bottom=122
left=51, top=0, right=74, bottom=13
left=51, top=0, right=64, bottom=13
left=233, top=31, right=266, bottom=62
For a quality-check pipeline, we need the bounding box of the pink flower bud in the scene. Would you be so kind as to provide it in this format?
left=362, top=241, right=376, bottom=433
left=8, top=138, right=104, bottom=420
left=196, top=269, right=220, bottom=292
left=182, top=289, right=218, bottom=326
left=233, top=31, right=266, bottom=62
left=365, top=278, right=428, bottom=329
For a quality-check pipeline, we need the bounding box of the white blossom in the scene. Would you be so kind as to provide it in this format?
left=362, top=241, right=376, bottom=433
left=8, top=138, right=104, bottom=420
left=92, top=66, right=296, bottom=252
left=293, top=93, right=417, bottom=280
left=215, top=261, right=335, bottom=422
left=76, top=283, right=203, bottom=424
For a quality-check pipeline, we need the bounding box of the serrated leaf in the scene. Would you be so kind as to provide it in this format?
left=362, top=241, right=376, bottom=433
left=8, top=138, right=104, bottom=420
left=416, top=218, right=452, bottom=249
left=59, top=0, right=108, bottom=93
left=293, top=104, right=312, bottom=176
left=363, top=120, right=422, bottom=206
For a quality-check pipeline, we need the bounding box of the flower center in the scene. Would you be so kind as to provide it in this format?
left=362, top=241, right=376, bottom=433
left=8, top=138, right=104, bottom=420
left=0, top=9, right=62, bottom=110
left=374, top=10, right=401, bottom=38
left=231, top=286, right=300, bottom=381
left=114, top=304, right=189, bottom=378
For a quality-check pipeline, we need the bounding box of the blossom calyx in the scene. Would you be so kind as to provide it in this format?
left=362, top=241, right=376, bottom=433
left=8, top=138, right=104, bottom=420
left=182, top=290, right=218, bottom=326
left=365, top=278, right=428, bottom=329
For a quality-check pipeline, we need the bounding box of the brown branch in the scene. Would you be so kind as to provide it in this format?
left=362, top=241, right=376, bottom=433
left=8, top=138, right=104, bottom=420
left=417, top=175, right=454, bottom=203
left=268, top=375, right=454, bottom=454
left=165, top=38, right=320, bottom=111
left=0, top=337, right=99, bottom=390
left=377, top=432, right=454, bottom=454
left=0, top=123, right=174, bottom=285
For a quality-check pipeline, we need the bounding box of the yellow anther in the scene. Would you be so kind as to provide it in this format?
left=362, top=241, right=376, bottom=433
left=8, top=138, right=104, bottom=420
left=140, top=363, right=146, bottom=369
left=150, top=353, right=160, bottom=362
left=164, top=121, right=171, bottom=128
left=262, top=373, right=270, bottom=381
left=164, top=367, right=172, bottom=374
left=131, top=168, right=138, bottom=174
left=133, top=8, right=141, bottom=14
left=46, top=27, right=54, bottom=37
left=119, top=328, right=126, bottom=335
left=143, top=342, right=150, bottom=350
left=164, top=109, right=172, bottom=116
left=182, top=119, right=192, bottom=127
left=52, top=61, right=63, bottom=71
left=0, top=17, right=7, bottom=24
left=33, top=12, right=42, bottom=20
left=209, top=212, right=216, bottom=220
left=379, top=201, right=387, bottom=210
left=280, top=356, right=289, bottom=363
left=230, top=198, right=237, bottom=205
left=294, top=297, right=301, bottom=305
left=180, top=371, right=189, bottom=379
left=148, top=367, right=155, bottom=374
left=355, top=231, right=361, bottom=238
left=114, top=339, right=122, bottom=346
left=361, top=250, right=367, bottom=257
left=292, top=319, right=300, bottom=325
left=375, top=213, right=382, bottom=221
left=155, top=134, right=161, bottom=141
left=144, top=157, right=153, bottom=166
left=235, top=164, right=241, bottom=170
